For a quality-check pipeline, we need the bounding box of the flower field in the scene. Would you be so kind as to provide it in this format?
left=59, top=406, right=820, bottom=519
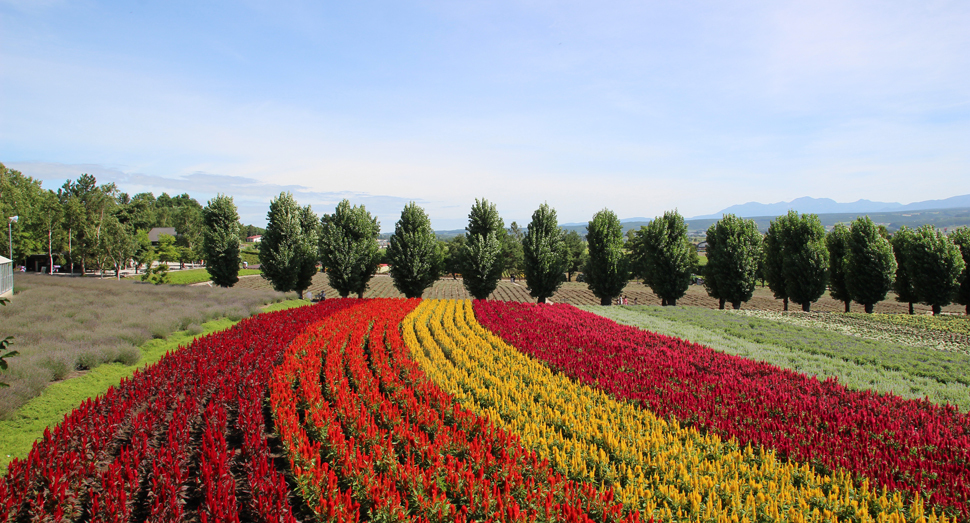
left=2, top=298, right=966, bottom=522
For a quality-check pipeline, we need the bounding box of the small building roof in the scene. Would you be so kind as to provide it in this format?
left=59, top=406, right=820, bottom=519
left=148, top=227, right=178, bottom=242
left=0, top=255, right=10, bottom=264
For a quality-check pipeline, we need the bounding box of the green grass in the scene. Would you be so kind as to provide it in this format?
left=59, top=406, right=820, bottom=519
left=0, top=298, right=309, bottom=472
left=582, top=305, right=970, bottom=412
left=165, top=268, right=262, bottom=285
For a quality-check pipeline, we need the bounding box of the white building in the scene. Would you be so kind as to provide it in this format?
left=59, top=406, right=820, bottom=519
left=0, top=255, right=12, bottom=299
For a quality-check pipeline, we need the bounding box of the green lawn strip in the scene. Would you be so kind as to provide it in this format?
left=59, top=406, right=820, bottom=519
left=580, top=306, right=970, bottom=412
left=165, top=268, right=262, bottom=285
left=0, top=298, right=309, bottom=471
left=851, top=312, right=970, bottom=337
left=731, top=310, right=970, bottom=353
left=618, top=305, right=970, bottom=388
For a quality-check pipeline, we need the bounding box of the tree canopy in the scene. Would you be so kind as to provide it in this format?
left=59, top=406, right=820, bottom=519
left=583, top=209, right=629, bottom=306
left=629, top=210, right=697, bottom=306
left=260, top=192, right=319, bottom=296
left=386, top=202, right=441, bottom=298
left=703, top=214, right=761, bottom=310
left=319, top=199, right=380, bottom=298
left=202, top=194, right=241, bottom=288
left=460, top=199, right=505, bottom=300
left=522, top=203, right=568, bottom=303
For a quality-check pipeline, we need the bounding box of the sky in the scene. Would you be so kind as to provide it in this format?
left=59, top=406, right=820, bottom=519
left=1, top=0, right=968, bottom=231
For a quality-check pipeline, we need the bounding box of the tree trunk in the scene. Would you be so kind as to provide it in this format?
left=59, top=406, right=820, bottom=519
left=357, top=291, right=365, bottom=299
left=661, top=298, right=667, bottom=306
left=538, top=297, right=546, bottom=304
left=932, top=304, right=941, bottom=316
left=783, top=297, right=788, bottom=311
left=601, top=296, right=612, bottom=306
left=718, top=298, right=725, bottom=310
left=732, top=301, right=741, bottom=310
left=909, top=302, right=914, bottom=315
left=865, top=303, right=873, bottom=314
left=802, top=302, right=811, bottom=312
left=844, top=301, right=850, bottom=313
left=669, top=298, right=676, bottom=306
left=48, top=230, right=54, bottom=275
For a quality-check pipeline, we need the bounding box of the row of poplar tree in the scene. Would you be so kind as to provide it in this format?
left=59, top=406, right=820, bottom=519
left=205, top=192, right=970, bottom=315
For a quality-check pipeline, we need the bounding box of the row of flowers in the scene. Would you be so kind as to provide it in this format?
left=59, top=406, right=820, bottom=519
left=270, top=297, right=639, bottom=522
left=404, top=299, right=950, bottom=523
left=0, top=299, right=359, bottom=521
left=473, top=300, right=970, bottom=518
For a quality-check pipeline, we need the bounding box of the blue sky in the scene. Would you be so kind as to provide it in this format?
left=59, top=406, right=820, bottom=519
left=2, top=0, right=968, bottom=231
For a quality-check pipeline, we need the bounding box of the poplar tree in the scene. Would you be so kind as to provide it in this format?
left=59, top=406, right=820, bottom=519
left=319, top=199, right=380, bottom=298
left=703, top=214, right=761, bottom=310
left=584, top=209, right=629, bottom=306
left=522, top=203, right=568, bottom=303
left=631, top=210, right=697, bottom=306
left=460, top=199, right=504, bottom=300
left=261, top=192, right=319, bottom=297
left=950, top=227, right=970, bottom=315
left=846, top=216, right=896, bottom=313
left=783, top=212, right=828, bottom=312
left=826, top=223, right=852, bottom=312
left=387, top=202, right=441, bottom=298
left=763, top=215, right=790, bottom=311
left=907, top=225, right=965, bottom=316
left=202, top=194, right=241, bottom=288
left=564, top=230, right=586, bottom=282
left=891, top=226, right=919, bottom=315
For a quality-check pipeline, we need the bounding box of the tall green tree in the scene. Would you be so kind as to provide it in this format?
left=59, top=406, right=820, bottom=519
left=133, top=229, right=154, bottom=274
left=202, top=194, right=241, bottom=288
left=460, top=199, right=505, bottom=300
left=949, top=228, right=970, bottom=315
left=846, top=216, right=896, bottom=313
left=522, top=203, right=568, bottom=303
left=262, top=193, right=319, bottom=297
left=703, top=214, right=762, bottom=310
left=387, top=202, right=441, bottom=298
left=564, top=230, right=586, bottom=282
left=630, top=210, right=697, bottom=306
left=1, top=163, right=45, bottom=264
left=763, top=216, right=790, bottom=311
left=826, top=223, right=852, bottom=312
left=584, top=209, right=629, bottom=306
left=891, top=226, right=919, bottom=315
left=60, top=174, right=117, bottom=275
left=156, top=234, right=179, bottom=264
left=101, top=216, right=135, bottom=279
left=782, top=212, right=828, bottom=312
left=319, top=199, right=380, bottom=298
left=35, top=190, right=63, bottom=275
left=906, top=225, right=965, bottom=316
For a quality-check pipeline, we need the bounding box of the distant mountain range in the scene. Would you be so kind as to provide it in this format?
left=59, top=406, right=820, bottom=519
left=690, top=195, right=970, bottom=220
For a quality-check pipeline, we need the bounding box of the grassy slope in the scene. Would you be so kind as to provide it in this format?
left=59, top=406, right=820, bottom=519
left=0, top=298, right=309, bottom=471
left=582, top=305, right=970, bottom=412
left=165, top=268, right=262, bottom=285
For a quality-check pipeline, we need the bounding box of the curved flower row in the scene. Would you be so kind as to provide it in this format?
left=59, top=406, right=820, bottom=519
left=401, top=299, right=953, bottom=523
left=473, top=300, right=970, bottom=517
left=0, top=299, right=359, bottom=521
left=269, top=298, right=638, bottom=522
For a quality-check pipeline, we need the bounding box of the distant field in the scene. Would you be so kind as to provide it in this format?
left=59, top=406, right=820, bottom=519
left=165, top=267, right=262, bottom=285
left=235, top=272, right=965, bottom=314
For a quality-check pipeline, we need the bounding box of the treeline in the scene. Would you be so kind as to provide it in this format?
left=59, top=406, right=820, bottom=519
left=0, top=165, right=263, bottom=276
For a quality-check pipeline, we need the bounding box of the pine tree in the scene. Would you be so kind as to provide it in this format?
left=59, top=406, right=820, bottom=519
left=826, top=223, right=852, bottom=312
left=907, top=225, right=965, bottom=316
left=950, top=227, right=970, bottom=315
left=891, top=226, right=919, bottom=315
left=631, top=210, right=697, bottom=306
left=522, top=203, right=568, bottom=303
left=387, top=202, right=441, bottom=298
left=783, top=212, right=828, bottom=312
left=584, top=209, right=629, bottom=306
left=846, top=216, right=896, bottom=313
left=319, top=199, right=380, bottom=298
left=460, top=199, right=505, bottom=300
left=260, top=192, right=319, bottom=297
left=202, top=194, right=241, bottom=288
left=703, top=214, right=761, bottom=310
